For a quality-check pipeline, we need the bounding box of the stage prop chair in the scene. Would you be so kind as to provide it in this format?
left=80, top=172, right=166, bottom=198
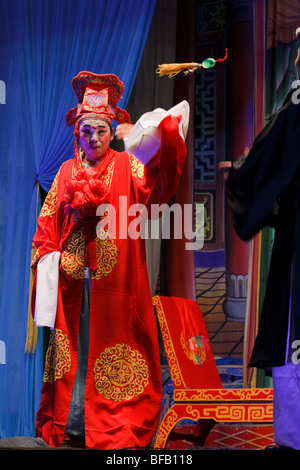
left=153, top=295, right=273, bottom=449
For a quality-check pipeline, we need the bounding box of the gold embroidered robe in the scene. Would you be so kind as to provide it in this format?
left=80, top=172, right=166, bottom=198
left=31, top=115, right=187, bottom=449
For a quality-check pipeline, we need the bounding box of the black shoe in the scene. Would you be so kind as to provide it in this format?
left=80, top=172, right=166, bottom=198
left=265, top=444, right=295, bottom=450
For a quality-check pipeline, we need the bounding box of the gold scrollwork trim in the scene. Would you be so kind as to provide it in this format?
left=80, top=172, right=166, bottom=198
left=43, top=329, right=71, bottom=384
left=31, top=247, right=40, bottom=269
left=155, top=409, right=179, bottom=448
left=129, top=155, right=144, bottom=179
left=100, top=159, right=115, bottom=188
left=153, top=296, right=185, bottom=388
left=40, top=168, right=61, bottom=218
left=174, top=388, right=273, bottom=402
left=61, top=228, right=117, bottom=280
left=72, top=151, right=116, bottom=188
left=183, top=404, right=273, bottom=422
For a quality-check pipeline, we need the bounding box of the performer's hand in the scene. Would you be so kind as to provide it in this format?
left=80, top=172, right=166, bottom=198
left=295, top=48, right=300, bottom=80
left=115, top=123, right=134, bottom=140
left=244, top=146, right=250, bottom=157
left=218, top=147, right=249, bottom=179
left=218, top=161, right=232, bottom=181
left=218, top=161, right=232, bottom=169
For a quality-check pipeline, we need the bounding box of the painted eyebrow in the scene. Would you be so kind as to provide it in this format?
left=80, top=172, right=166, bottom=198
left=81, top=124, right=108, bottom=129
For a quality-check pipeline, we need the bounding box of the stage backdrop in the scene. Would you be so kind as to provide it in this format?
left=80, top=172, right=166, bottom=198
left=0, top=0, right=156, bottom=438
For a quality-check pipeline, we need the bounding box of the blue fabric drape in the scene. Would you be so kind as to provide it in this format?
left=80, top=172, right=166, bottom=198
left=0, top=0, right=156, bottom=438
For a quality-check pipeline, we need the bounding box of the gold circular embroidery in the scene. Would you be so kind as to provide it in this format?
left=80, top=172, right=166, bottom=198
left=94, top=344, right=149, bottom=402
left=43, top=329, right=71, bottom=384
left=61, top=227, right=117, bottom=280
left=108, top=359, right=134, bottom=387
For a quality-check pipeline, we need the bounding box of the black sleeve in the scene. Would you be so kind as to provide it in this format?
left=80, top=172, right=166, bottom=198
left=226, top=91, right=300, bottom=241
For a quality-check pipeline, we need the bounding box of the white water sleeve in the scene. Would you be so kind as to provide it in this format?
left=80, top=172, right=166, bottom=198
left=124, top=100, right=190, bottom=165
left=35, top=251, right=60, bottom=328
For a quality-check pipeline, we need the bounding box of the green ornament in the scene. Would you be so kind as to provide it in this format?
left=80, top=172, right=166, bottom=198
left=202, top=58, right=216, bottom=69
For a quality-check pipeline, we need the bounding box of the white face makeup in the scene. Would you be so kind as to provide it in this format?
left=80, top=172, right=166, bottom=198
left=79, top=118, right=113, bottom=162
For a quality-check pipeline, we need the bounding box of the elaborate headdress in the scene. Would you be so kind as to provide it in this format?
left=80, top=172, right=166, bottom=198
left=66, top=71, right=131, bottom=164
left=66, top=71, right=131, bottom=127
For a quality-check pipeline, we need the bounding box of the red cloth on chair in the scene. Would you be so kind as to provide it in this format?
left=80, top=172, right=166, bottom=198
left=154, top=295, right=222, bottom=389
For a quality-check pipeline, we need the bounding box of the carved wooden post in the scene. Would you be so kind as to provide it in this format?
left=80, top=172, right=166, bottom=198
left=223, top=0, right=254, bottom=320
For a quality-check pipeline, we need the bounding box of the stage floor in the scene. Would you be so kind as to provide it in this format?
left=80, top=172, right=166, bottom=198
left=195, top=266, right=244, bottom=359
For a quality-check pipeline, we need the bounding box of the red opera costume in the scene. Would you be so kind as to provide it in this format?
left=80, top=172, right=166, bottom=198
left=31, top=71, right=189, bottom=449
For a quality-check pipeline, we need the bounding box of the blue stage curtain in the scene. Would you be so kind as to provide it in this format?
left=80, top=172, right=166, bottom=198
left=0, top=0, right=156, bottom=438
